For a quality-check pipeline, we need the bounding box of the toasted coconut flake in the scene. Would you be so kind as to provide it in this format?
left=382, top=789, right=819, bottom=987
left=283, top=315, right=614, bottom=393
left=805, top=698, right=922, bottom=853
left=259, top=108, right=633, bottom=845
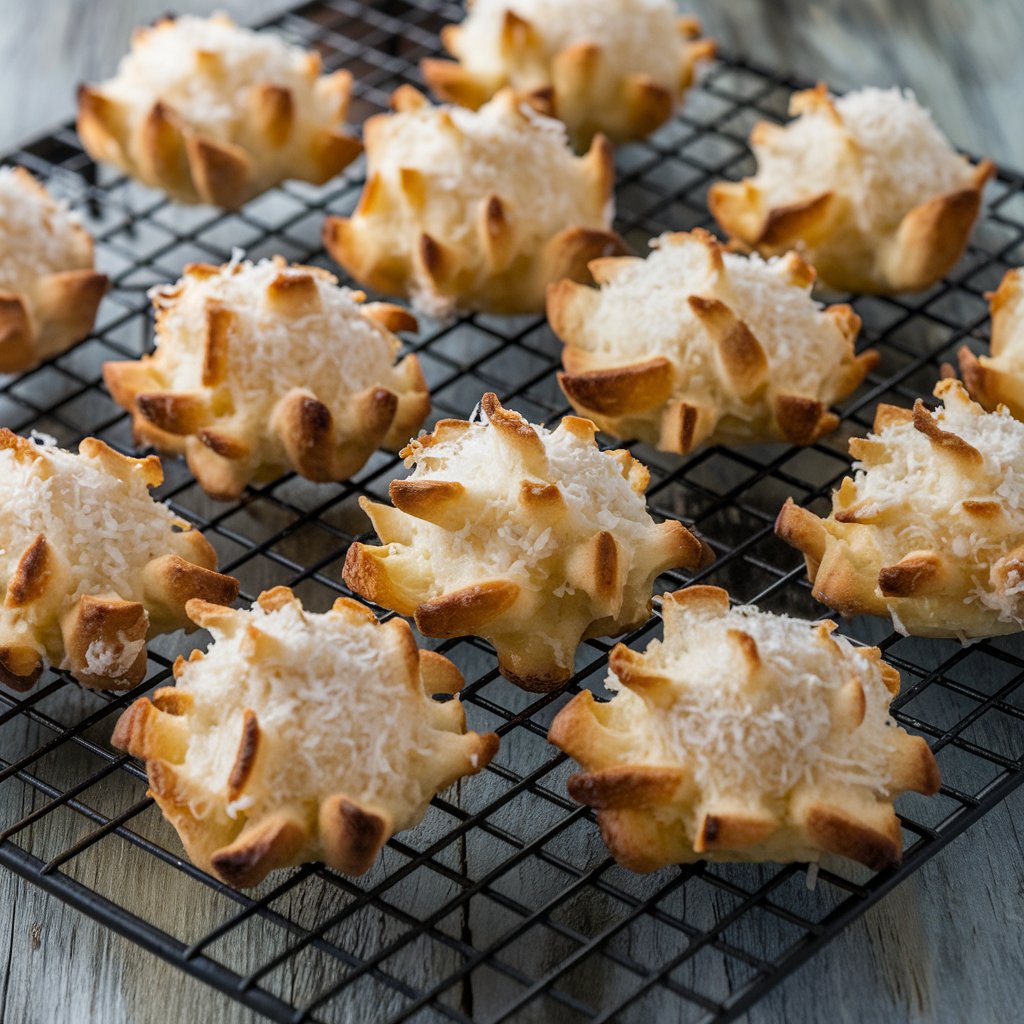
left=111, top=588, right=496, bottom=887
left=549, top=585, right=939, bottom=871
left=343, top=394, right=711, bottom=690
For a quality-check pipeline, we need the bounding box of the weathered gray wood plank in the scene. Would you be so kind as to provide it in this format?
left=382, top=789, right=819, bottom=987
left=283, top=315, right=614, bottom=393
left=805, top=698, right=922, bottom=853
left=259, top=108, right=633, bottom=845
left=0, top=3, right=1021, bottom=1024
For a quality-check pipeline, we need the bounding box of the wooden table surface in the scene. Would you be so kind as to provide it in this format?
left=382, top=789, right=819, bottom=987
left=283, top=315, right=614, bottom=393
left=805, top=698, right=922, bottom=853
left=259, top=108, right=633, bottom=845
left=0, top=2, right=1022, bottom=1023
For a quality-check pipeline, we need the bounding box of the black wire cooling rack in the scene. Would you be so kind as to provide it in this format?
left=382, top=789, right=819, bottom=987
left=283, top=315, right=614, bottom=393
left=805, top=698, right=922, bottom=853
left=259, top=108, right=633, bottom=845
left=1, top=1, right=1023, bottom=1021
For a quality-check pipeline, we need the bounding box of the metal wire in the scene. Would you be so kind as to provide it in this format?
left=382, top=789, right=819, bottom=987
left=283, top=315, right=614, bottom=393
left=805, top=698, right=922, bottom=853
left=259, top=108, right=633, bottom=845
left=1, top=0, right=1022, bottom=1021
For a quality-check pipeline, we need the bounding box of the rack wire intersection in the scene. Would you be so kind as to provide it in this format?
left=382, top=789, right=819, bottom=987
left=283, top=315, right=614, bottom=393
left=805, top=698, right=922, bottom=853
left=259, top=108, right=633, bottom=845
left=1, top=1, right=1023, bottom=1021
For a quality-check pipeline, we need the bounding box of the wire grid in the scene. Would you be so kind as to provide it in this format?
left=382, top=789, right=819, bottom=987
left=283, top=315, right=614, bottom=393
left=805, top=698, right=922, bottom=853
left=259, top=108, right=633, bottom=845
left=0, top=0, right=1023, bottom=1021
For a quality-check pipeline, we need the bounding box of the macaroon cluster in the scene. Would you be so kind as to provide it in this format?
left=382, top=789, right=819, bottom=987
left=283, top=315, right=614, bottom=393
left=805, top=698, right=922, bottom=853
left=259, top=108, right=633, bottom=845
left=550, top=586, right=939, bottom=871
left=0, top=430, right=237, bottom=691
left=0, top=9, right=971, bottom=891
left=344, top=393, right=712, bottom=690
left=551, top=229, right=874, bottom=452
left=113, top=588, right=498, bottom=887
left=710, top=85, right=993, bottom=293
left=777, top=380, right=1024, bottom=639
left=77, top=13, right=361, bottom=207
left=323, top=86, right=624, bottom=316
left=104, top=256, right=429, bottom=500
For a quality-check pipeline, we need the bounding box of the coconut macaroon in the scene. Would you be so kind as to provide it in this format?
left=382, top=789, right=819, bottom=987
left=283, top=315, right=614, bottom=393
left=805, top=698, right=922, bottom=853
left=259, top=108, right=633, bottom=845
left=112, top=587, right=498, bottom=887
left=550, top=229, right=875, bottom=452
left=421, top=0, right=715, bottom=148
left=709, top=85, right=994, bottom=293
left=549, top=586, right=939, bottom=872
left=777, top=379, right=1024, bottom=639
left=0, top=430, right=237, bottom=692
left=322, top=86, right=624, bottom=317
left=103, top=257, right=430, bottom=501
left=959, top=268, right=1024, bottom=420
left=77, top=13, right=360, bottom=207
left=0, top=167, right=108, bottom=373
left=344, top=393, right=712, bottom=691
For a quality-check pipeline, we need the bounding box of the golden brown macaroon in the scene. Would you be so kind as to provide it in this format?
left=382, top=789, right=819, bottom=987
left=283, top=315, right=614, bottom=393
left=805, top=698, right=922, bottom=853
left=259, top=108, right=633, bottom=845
left=112, top=587, right=498, bottom=888
left=550, top=586, right=939, bottom=872
left=550, top=229, right=875, bottom=452
left=344, top=393, right=712, bottom=691
left=0, top=430, right=237, bottom=692
left=322, top=86, right=624, bottom=317
left=959, top=268, right=1024, bottom=420
left=77, top=13, right=360, bottom=208
left=709, top=85, right=994, bottom=293
left=421, top=0, right=715, bottom=148
left=0, top=167, right=107, bottom=373
left=104, top=256, right=429, bottom=500
left=777, top=379, right=1024, bottom=639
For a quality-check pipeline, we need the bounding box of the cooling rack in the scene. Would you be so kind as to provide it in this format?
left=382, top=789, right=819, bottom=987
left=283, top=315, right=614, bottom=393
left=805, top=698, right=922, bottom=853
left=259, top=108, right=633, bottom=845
left=1, top=0, right=1023, bottom=1021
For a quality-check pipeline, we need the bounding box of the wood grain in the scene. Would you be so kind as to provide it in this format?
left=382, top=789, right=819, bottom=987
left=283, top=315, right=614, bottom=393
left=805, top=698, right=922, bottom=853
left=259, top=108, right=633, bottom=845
left=0, top=2, right=1021, bottom=1024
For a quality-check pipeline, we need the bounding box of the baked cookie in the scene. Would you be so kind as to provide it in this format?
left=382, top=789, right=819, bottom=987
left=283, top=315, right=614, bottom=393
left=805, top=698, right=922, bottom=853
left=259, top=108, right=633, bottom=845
left=322, top=86, right=624, bottom=317
left=112, top=587, right=498, bottom=887
left=709, top=85, right=994, bottom=293
left=0, top=167, right=107, bottom=373
left=551, top=229, right=875, bottom=452
left=777, top=379, right=1024, bottom=639
left=549, top=585, right=939, bottom=871
left=104, top=256, right=429, bottom=500
left=0, top=430, right=237, bottom=691
left=959, top=268, right=1024, bottom=420
left=77, top=14, right=360, bottom=208
left=344, top=393, right=712, bottom=691
left=421, top=0, right=715, bottom=148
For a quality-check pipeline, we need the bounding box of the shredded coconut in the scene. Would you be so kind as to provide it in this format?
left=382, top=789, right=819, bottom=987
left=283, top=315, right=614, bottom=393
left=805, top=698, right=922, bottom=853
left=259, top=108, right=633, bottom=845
left=149, top=258, right=405, bottom=437
left=606, top=603, right=896, bottom=800
left=175, top=599, right=466, bottom=829
left=0, top=438, right=193, bottom=606
left=82, top=633, right=146, bottom=676
left=586, top=233, right=850, bottom=400
left=370, top=93, right=609, bottom=250
left=401, top=413, right=652, bottom=590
